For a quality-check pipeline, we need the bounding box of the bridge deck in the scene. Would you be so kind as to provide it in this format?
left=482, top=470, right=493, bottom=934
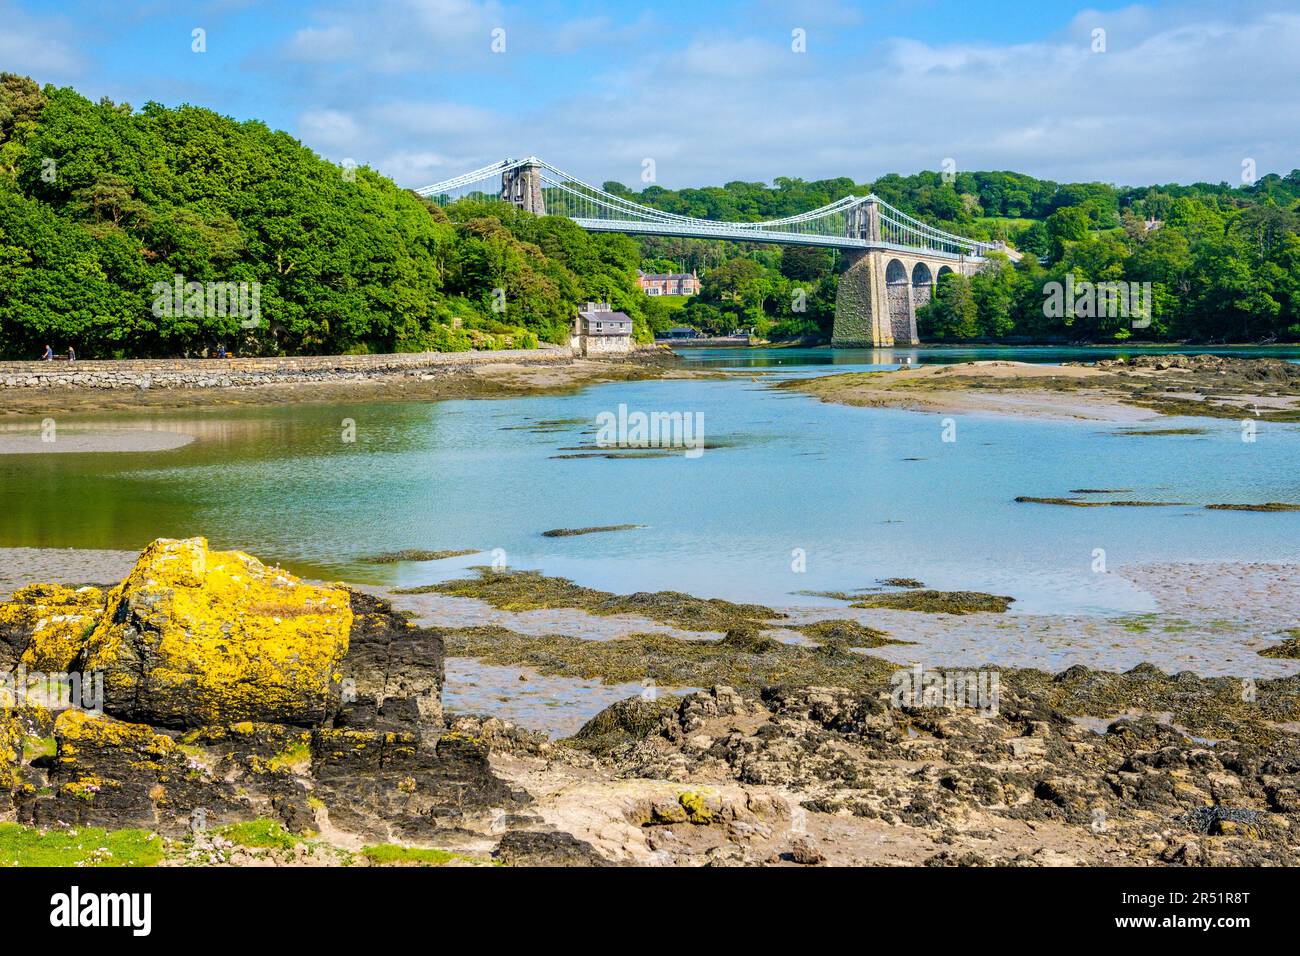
left=573, top=219, right=983, bottom=260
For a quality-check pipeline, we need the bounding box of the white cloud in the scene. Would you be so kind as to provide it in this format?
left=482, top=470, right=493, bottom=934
left=297, top=109, right=364, bottom=151
left=285, top=0, right=505, bottom=72
left=0, top=2, right=81, bottom=78
left=285, top=5, right=1300, bottom=192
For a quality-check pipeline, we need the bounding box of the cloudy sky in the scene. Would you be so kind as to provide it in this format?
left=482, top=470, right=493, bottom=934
left=3, top=0, right=1296, bottom=190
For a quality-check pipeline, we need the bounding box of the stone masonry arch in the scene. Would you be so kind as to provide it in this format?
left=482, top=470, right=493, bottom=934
left=831, top=251, right=979, bottom=347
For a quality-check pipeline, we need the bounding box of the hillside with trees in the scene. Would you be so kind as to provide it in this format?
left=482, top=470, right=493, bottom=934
left=617, top=168, right=1300, bottom=344
left=2, top=73, right=1298, bottom=357
left=0, top=74, right=651, bottom=359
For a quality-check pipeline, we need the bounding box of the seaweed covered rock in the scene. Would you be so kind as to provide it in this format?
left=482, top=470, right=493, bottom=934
left=83, top=538, right=352, bottom=728
left=0, top=584, right=105, bottom=670
left=566, top=695, right=679, bottom=755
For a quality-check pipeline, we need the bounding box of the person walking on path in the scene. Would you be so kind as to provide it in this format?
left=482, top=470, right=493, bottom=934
left=41, top=344, right=53, bottom=361
left=67, top=346, right=76, bottom=362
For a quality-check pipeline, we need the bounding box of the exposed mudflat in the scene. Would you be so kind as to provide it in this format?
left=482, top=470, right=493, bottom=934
left=0, top=547, right=139, bottom=598
left=0, top=427, right=194, bottom=454
left=8, top=550, right=1297, bottom=738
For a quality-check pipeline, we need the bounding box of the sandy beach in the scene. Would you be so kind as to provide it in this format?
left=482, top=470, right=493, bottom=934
left=0, top=427, right=195, bottom=454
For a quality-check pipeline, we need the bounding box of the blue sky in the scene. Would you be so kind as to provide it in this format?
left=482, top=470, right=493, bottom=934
left=3, top=0, right=1297, bottom=190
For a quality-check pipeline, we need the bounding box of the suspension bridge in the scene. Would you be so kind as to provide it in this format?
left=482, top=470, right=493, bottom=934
left=417, top=157, right=1008, bottom=346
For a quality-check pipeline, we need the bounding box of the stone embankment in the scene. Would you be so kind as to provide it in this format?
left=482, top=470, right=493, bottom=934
left=0, top=347, right=575, bottom=390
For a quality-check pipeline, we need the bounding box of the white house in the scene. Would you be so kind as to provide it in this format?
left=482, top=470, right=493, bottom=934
left=571, top=302, right=633, bottom=356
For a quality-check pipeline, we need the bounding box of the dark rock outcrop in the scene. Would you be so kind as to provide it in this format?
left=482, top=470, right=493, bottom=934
left=494, top=829, right=614, bottom=867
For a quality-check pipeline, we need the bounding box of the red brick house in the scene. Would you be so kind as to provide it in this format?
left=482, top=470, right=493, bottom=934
left=637, top=270, right=700, bottom=297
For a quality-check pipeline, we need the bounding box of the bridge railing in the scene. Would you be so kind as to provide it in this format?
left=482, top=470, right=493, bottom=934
left=417, top=158, right=998, bottom=258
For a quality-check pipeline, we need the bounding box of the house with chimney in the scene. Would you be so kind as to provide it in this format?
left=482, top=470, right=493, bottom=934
left=571, top=302, right=633, bottom=356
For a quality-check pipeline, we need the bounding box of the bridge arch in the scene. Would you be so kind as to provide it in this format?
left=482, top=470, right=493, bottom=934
left=911, top=262, right=935, bottom=311
left=885, top=259, right=914, bottom=344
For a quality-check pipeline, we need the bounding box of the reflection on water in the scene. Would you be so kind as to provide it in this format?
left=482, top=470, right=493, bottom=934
left=1, top=347, right=1298, bottom=617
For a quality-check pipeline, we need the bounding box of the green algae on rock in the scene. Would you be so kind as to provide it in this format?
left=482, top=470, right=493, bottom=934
left=541, top=524, right=644, bottom=538
left=1258, top=630, right=1300, bottom=659
left=437, top=624, right=895, bottom=694
left=850, top=589, right=1014, bottom=615
left=879, top=577, right=926, bottom=589
left=785, top=619, right=910, bottom=649
left=360, top=549, right=481, bottom=564
left=564, top=696, right=681, bottom=755
left=401, top=567, right=784, bottom=631
left=1206, top=502, right=1300, bottom=512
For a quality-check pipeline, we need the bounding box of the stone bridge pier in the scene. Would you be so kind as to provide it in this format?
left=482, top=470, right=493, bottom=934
left=831, top=249, right=974, bottom=347
left=501, top=161, right=545, bottom=215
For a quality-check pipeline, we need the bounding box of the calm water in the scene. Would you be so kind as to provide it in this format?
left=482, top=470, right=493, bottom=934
left=2, top=346, right=1299, bottom=617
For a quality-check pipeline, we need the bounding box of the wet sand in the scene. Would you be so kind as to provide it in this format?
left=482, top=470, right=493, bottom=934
left=0, top=428, right=195, bottom=454
left=0, top=547, right=140, bottom=598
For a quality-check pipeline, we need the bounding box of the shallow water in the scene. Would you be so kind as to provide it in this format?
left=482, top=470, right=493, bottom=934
left=1, top=347, right=1298, bottom=618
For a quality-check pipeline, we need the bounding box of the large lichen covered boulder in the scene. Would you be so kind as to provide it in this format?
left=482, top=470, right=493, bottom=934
left=83, top=538, right=353, bottom=728
left=0, top=584, right=106, bottom=671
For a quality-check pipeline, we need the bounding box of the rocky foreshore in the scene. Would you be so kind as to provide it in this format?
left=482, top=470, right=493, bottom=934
left=0, top=347, right=576, bottom=390
left=785, top=353, right=1300, bottom=422
left=3, top=538, right=1299, bottom=867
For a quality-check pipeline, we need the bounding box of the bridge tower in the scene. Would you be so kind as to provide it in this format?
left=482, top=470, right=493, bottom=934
left=500, top=158, right=546, bottom=215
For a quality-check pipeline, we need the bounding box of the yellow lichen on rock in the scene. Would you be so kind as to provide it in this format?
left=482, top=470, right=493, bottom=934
left=82, top=537, right=352, bottom=728
left=0, top=707, right=21, bottom=796
left=54, top=708, right=176, bottom=751
left=0, top=584, right=105, bottom=671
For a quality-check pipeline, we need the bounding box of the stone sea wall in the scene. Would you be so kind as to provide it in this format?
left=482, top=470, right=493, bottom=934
left=0, top=346, right=575, bottom=390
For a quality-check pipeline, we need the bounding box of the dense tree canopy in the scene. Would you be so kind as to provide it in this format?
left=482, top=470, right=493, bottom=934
left=0, top=75, right=652, bottom=358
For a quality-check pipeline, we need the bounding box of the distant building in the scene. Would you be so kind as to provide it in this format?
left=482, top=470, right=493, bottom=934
left=571, top=302, right=633, bottom=356
left=637, top=270, right=700, bottom=297
left=661, top=327, right=700, bottom=340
